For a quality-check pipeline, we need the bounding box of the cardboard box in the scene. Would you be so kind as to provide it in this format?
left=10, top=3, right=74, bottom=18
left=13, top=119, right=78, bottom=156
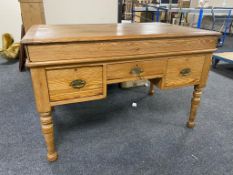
left=178, top=0, right=191, bottom=8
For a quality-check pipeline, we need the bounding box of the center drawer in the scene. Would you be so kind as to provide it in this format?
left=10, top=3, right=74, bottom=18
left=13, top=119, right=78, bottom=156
left=46, top=66, right=105, bottom=102
left=107, top=59, right=167, bottom=83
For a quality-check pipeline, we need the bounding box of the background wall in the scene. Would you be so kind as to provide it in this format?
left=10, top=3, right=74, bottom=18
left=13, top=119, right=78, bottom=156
left=0, top=0, right=22, bottom=48
left=44, top=0, right=118, bottom=25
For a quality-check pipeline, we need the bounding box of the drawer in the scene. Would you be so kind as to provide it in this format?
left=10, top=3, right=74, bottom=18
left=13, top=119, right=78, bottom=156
left=107, top=59, right=166, bottom=83
left=164, top=55, right=205, bottom=88
left=46, top=66, right=105, bottom=102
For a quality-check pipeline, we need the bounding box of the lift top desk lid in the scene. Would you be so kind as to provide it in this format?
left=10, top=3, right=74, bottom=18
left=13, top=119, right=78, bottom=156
left=22, top=22, right=220, bottom=44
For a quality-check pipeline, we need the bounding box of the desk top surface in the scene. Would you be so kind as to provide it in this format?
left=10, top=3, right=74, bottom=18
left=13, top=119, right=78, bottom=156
left=22, top=23, right=220, bottom=44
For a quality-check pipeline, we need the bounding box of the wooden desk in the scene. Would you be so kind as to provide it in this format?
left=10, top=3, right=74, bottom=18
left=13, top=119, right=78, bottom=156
left=22, top=23, right=220, bottom=161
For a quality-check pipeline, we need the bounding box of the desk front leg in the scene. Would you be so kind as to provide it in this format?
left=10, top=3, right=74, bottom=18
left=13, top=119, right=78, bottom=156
left=40, top=112, right=58, bottom=161
left=31, top=68, right=58, bottom=161
left=187, top=85, right=203, bottom=128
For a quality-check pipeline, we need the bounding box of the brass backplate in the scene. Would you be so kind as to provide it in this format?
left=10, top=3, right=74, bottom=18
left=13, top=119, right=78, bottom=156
left=70, top=79, right=86, bottom=89
left=180, top=68, right=191, bottom=76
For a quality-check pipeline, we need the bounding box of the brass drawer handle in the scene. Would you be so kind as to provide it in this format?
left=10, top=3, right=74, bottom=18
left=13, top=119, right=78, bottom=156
left=180, top=68, right=191, bottom=76
left=130, top=66, right=144, bottom=76
left=70, top=79, right=86, bottom=89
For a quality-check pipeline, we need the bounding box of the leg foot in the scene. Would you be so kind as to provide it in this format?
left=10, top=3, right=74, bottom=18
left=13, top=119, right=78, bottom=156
left=47, top=152, right=58, bottom=162
left=186, top=121, right=195, bottom=128
left=40, top=112, right=58, bottom=162
left=149, top=80, right=155, bottom=96
left=186, top=85, right=202, bottom=128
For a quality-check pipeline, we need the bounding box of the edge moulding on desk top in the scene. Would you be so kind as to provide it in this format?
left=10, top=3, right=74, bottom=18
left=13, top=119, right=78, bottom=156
left=22, top=23, right=220, bottom=44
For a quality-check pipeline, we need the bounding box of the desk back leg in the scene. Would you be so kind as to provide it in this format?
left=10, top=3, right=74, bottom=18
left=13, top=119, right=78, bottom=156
left=187, top=85, right=202, bottom=128
left=149, top=80, right=155, bottom=96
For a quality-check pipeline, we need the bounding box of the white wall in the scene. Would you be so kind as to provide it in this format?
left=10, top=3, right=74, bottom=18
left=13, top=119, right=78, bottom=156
left=44, top=0, right=118, bottom=24
left=0, top=0, right=22, bottom=47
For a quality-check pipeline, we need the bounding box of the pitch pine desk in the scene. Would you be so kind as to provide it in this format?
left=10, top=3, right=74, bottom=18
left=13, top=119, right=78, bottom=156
left=22, top=23, right=220, bottom=161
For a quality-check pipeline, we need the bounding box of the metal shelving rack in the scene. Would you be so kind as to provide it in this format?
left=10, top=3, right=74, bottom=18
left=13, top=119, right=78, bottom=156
left=131, top=3, right=233, bottom=46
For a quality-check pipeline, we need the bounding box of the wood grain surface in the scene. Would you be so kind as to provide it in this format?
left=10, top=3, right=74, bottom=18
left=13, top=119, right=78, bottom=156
left=30, top=68, right=51, bottom=112
left=21, top=23, right=220, bottom=44
left=46, top=66, right=105, bottom=102
left=19, top=0, right=45, bottom=32
left=107, top=58, right=166, bottom=81
left=164, top=55, right=205, bottom=88
left=27, top=36, right=217, bottom=62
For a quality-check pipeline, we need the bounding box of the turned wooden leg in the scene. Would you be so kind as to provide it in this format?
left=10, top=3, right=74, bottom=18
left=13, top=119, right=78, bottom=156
left=187, top=85, right=203, bottom=128
left=149, top=80, right=155, bottom=96
left=40, top=112, right=58, bottom=161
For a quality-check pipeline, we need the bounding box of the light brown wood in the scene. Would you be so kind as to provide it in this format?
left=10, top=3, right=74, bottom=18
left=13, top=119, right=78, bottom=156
left=107, top=59, right=166, bottom=81
left=46, top=66, right=105, bottom=102
left=26, top=49, right=217, bottom=68
left=164, top=55, right=205, bottom=88
left=21, top=23, right=220, bottom=44
left=107, top=74, right=163, bottom=84
left=40, top=112, right=58, bottom=161
left=26, top=37, right=217, bottom=62
left=187, top=85, right=203, bottom=128
left=30, top=68, right=50, bottom=112
left=31, top=68, right=57, bottom=161
left=19, top=0, right=45, bottom=32
left=18, top=0, right=45, bottom=71
left=23, top=23, right=220, bottom=162
left=50, top=94, right=106, bottom=107
left=199, top=54, right=213, bottom=88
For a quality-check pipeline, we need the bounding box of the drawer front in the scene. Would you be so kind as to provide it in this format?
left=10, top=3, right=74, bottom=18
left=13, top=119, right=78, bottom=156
left=46, top=66, right=105, bottom=102
left=164, top=55, right=205, bottom=88
left=28, top=36, right=217, bottom=62
left=107, top=59, right=166, bottom=83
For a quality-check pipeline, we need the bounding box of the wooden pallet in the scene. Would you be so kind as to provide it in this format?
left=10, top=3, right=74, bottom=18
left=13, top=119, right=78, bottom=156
left=212, top=52, right=233, bottom=67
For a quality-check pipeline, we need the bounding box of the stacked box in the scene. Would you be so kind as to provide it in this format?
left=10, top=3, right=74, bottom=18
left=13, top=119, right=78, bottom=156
left=178, top=0, right=191, bottom=8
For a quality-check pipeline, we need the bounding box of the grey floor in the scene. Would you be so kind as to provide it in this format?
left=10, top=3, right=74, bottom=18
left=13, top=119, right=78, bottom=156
left=0, top=36, right=233, bottom=175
